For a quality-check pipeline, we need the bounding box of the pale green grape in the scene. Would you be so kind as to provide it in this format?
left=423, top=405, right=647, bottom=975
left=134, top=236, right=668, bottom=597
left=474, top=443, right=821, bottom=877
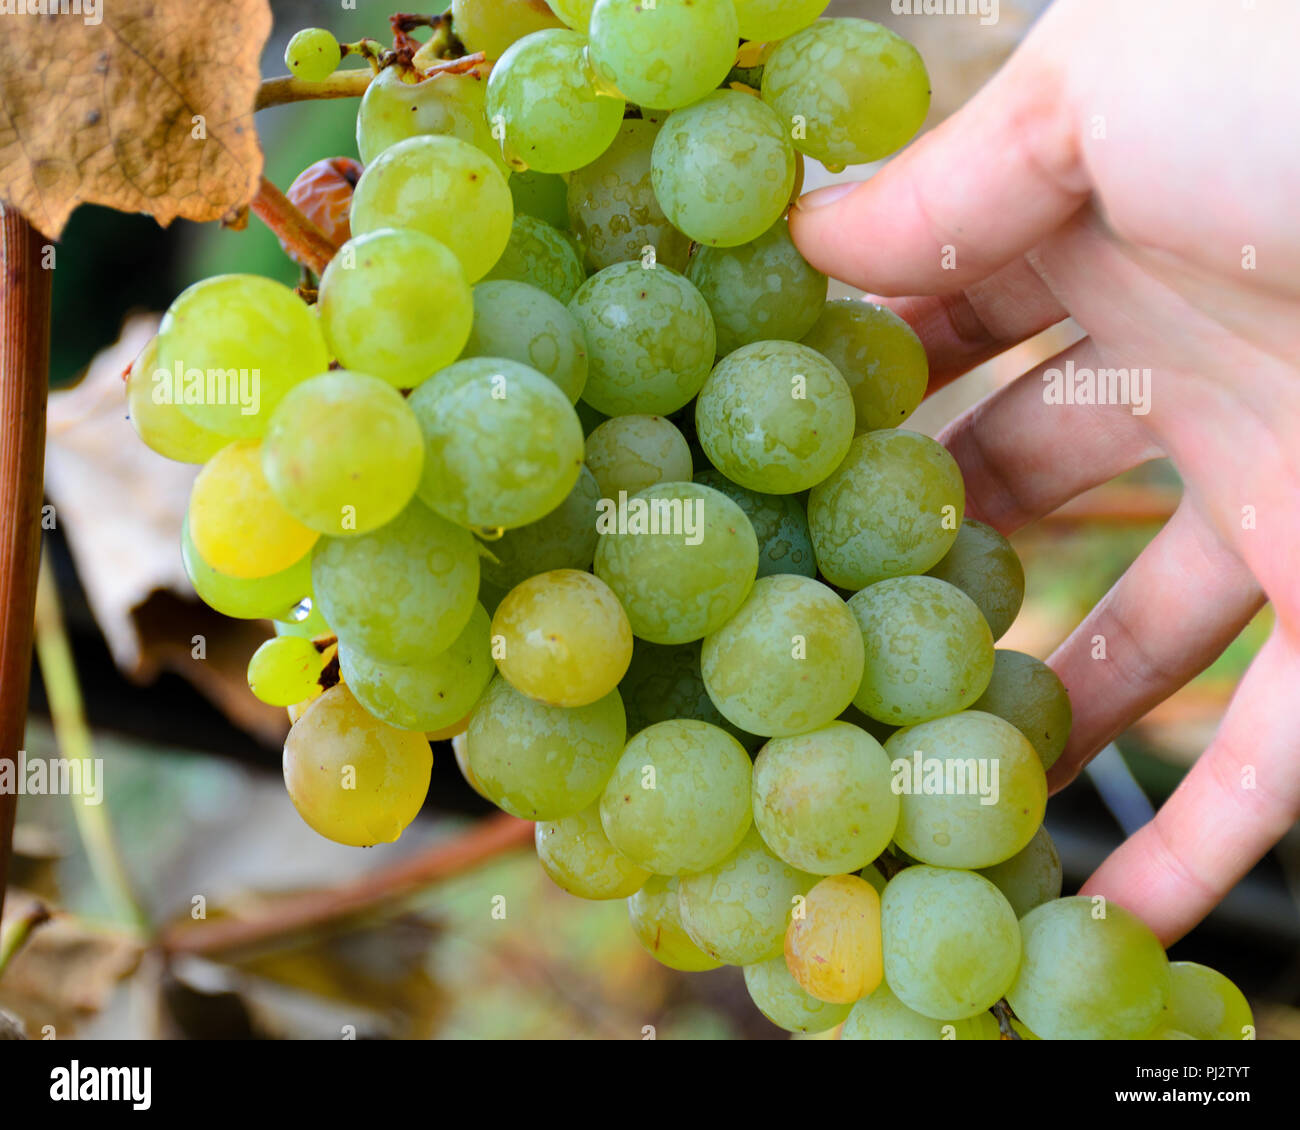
left=486, top=29, right=625, bottom=174
left=451, top=0, right=566, bottom=59
left=589, top=0, right=738, bottom=110
left=585, top=415, right=692, bottom=500
left=808, top=430, right=964, bottom=590
left=594, top=482, right=758, bottom=645
left=752, top=721, right=899, bottom=875
left=686, top=221, right=827, bottom=356
left=509, top=170, right=570, bottom=228
left=926, top=518, right=1024, bottom=640
left=744, top=957, right=852, bottom=1034
left=483, top=215, right=587, bottom=303
left=350, top=135, right=513, bottom=282
left=619, top=638, right=757, bottom=748
left=785, top=873, right=882, bottom=1004
left=312, top=498, right=480, bottom=664
left=733, top=0, right=828, bottom=42
left=881, top=865, right=1020, bottom=1020
left=652, top=92, right=796, bottom=247
left=127, top=337, right=226, bottom=463
left=466, top=675, right=626, bottom=819
left=800, top=299, right=929, bottom=431
left=262, top=371, right=423, bottom=537
left=762, top=19, right=930, bottom=169
left=884, top=712, right=1047, bottom=869
left=1008, top=897, right=1171, bottom=1040
left=847, top=576, right=994, bottom=726
left=409, top=357, right=584, bottom=530
left=181, top=516, right=312, bottom=621
left=840, top=982, right=996, bottom=1040
left=569, top=261, right=716, bottom=416
left=695, top=341, right=854, bottom=494
left=339, top=604, right=494, bottom=732
left=462, top=280, right=587, bottom=403
left=599, top=719, right=752, bottom=875
left=565, top=119, right=690, bottom=272
left=550, top=0, right=595, bottom=31
left=285, top=27, right=340, bottom=83
left=535, top=803, right=650, bottom=899
left=247, top=635, right=324, bottom=707
left=451, top=731, right=491, bottom=799
left=158, top=274, right=330, bottom=439
left=1160, top=962, right=1254, bottom=1041
left=693, top=470, right=816, bottom=579
left=972, top=650, right=1073, bottom=771
left=318, top=229, right=473, bottom=390
left=977, top=826, right=1062, bottom=919
left=628, top=875, right=722, bottom=971
left=701, top=574, right=864, bottom=737
left=491, top=569, right=633, bottom=706
left=274, top=600, right=331, bottom=639
left=479, top=466, right=600, bottom=591
left=282, top=684, right=432, bottom=847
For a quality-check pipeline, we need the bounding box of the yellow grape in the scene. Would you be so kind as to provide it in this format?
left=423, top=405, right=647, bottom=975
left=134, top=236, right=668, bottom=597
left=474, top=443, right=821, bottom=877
left=785, top=874, right=883, bottom=1004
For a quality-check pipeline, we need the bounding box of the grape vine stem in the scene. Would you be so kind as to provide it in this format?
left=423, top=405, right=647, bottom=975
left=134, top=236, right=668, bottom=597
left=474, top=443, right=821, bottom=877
left=248, top=176, right=339, bottom=277
left=256, top=69, right=374, bottom=110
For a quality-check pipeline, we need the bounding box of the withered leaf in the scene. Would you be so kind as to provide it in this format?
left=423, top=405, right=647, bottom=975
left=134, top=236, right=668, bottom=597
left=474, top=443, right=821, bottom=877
left=0, top=0, right=271, bottom=240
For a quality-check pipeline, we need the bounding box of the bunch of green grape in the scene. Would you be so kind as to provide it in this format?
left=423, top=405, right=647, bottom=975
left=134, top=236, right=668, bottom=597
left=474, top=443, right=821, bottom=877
left=122, top=3, right=1253, bottom=1043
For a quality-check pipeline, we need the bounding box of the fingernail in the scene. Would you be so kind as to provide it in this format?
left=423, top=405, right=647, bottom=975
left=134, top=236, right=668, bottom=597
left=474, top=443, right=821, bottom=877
left=795, top=183, right=858, bottom=211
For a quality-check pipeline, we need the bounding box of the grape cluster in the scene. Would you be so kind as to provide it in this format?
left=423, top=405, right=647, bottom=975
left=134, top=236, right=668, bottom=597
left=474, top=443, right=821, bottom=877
left=125, top=2, right=1252, bottom=1041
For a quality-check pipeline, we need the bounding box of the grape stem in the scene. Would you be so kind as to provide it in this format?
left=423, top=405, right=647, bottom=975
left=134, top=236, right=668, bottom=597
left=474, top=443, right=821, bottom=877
left=0, top=900, right=51, bottom=980
left=991, top=998, right=1022, bottom=1040
left=255, top=69, right=374, bottom=110
left=249, top=176, right=339, bottom=277
left=870, top=847, right=908, bottom=881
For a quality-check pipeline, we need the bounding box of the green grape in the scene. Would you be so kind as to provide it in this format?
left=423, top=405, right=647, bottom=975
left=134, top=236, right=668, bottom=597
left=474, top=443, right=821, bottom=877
left=840, top=982, right=996, bottom=1041
left=589, top=0, right=737, bottom=111
left=733, top=0, right=828, bottom=42
left=1149, top=1026, right=1198, bottom=1040
left=317, top=229, right=473, bottom=390
left=927, top=518, right=1025, bottom=642
left=158, top=274, right=330, bottom=439
left=462, top=280, right=588, bottom=403
left=701, top=575, right=864, bottom=737
left=594, top=482, right=758, bottom=645
left=761, top=19, right=930, bottom=169
left=451, top=731, right=491, bottom=799
left=686, top=221, right=827, bottom=356
left=127, top=337, right=226, bottom=463
left=285, top=28, right=341, bottom=83
left=569, top=261, right=716, bottom=416
left=678, top=826, right=817, bottom=965
left=651, top=92, right=795, bottom=247
left=409, top=357, right=584, bottom=530
left=599, top=719, right=752, bottom=875
left=466, top=675, right=626, bottom=819
left=189, top=441, right=319, bottom=579
left=479, top=466, right=600, bottom=591
left=800, top=299, right=929, bottom=431
left=181, top=516, right=312, bottom=621
left=808, top=430, right=964, bottom=590
left=881, top=865, right=1020, bottom=1020
left=486, top=29, right=625, bottom=174
left=585, top=415, right=693, bottom=501
left=483, top=215, right=587, bottom=303
left=695, top=341, right=854, bottom=494
left=785, top=873, right=882, bottom=1004
left=694, top=470, right=816, bottom=579
left=884, top=712, right=1047, bottom=869
left=451, top=0, right=566, bottom=59
left=509, top=170, right=570, bottom=228
left=1160, top=962, right=1254, bottom=1041
left=312, top=498, right=480, bottom=664
left=752, top=722, right=899, bottom=875
left=628, top=875, right=722, bottom=972
left=1008, top=897, right=1172, bottom=1040
left=977, top=826, right=1062, bottom=919
left=550, top=0, right=595, bottom=31
left=339, top=604, right=494, bottom=732
left=283, top=685, right=432, bottom=846
left=274, top=600, right=331, bottom=640
left=565, top=119, right=690, bottom=273
left=355, top=63, right=508, bottom=174
left=971, top=650, right=1073, bottom=771
left=350, top=135, right=513, bottom=283
left=847, top=576, right=995, bottom=726
left=744, top=957, right=852, bottom=1034
left=491, top=569, right=633, bottom=707
left=619, top=638, right=757, bottom=748
left=247, top=635, right=324, bottom=707
left=535, top=803, right=650, bottom=900
left=262, top=371, right=423, bottom=537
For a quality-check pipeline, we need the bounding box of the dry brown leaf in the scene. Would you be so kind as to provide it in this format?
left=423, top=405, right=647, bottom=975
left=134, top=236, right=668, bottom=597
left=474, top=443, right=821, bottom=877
left=0, top=0, right=270, bottom=240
